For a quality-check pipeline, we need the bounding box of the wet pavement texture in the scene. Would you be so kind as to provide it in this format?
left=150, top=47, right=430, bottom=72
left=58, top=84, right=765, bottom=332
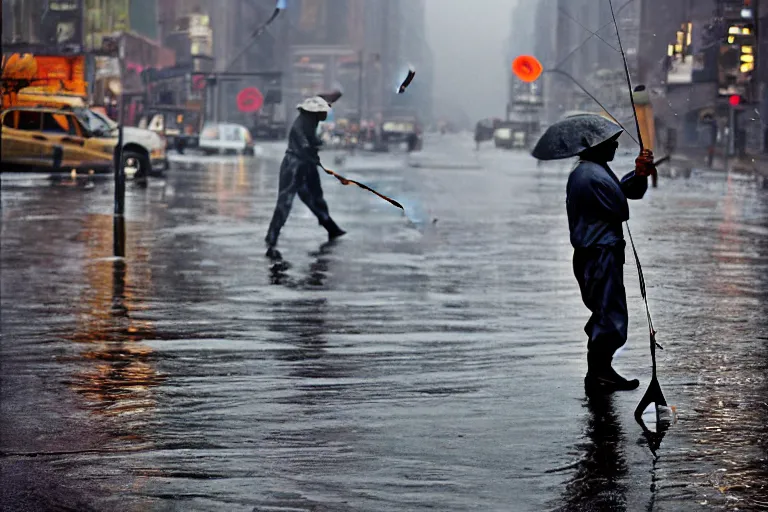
left=1, top=134, right=767, bottom=511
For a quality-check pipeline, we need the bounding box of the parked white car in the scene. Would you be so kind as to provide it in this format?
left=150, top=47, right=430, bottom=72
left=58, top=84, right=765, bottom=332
left=83, top=109, right=168, bottom=174
left=198, top=123, right=255, bottom=155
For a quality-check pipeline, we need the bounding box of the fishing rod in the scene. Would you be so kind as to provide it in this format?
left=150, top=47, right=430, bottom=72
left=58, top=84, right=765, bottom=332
left=607, top=0, right=668, bottom=428
left=320, top=165, right=404, bottom=210
left=609, top=0, right=644, bottom=149
left=544, top=0, right=641, bottom=145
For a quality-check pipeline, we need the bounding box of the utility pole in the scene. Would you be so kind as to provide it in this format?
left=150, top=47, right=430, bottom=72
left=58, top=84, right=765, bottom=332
left=12, top=0, right=23, bottom=42
left=358, top=49, right=364, bottom=124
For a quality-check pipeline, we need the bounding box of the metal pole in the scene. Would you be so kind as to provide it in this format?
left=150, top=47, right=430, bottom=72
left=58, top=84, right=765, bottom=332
left=12, top=0, right=23, bottom=42
left=113, top=34, right=126, bottom=258
left=729, top=104, right=736, bottom=157
left=214, top=78, right=220, bottom=123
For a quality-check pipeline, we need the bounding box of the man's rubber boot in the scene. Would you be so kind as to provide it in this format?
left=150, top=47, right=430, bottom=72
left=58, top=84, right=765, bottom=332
left=323, top=219, right=346, bottom=240
left=585, top=351, right=640, bottom=393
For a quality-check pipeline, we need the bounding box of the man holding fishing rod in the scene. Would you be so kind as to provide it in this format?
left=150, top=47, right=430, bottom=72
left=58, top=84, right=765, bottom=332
left=528, top=0, right=667, bottom=400
left=265, top=93, right=346, bottom=260
left=534, top=116, right=656, bottom=393
left=571, top=127, right=656, bottom=392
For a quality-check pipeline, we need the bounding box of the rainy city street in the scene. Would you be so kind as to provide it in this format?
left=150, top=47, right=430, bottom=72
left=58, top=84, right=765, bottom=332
left=1, top=135, right=767, bottom=511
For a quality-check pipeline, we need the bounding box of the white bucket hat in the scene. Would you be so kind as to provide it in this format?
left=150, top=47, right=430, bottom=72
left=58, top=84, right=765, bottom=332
left=296, top=96, right=331, bottom=113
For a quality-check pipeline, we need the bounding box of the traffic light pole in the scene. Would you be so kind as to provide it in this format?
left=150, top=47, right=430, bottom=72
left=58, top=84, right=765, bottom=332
left=729, top=103, right=736, bottom=157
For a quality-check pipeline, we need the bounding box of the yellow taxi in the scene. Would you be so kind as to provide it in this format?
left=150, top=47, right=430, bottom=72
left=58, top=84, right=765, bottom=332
left=0, top=105, right=155, bottom=176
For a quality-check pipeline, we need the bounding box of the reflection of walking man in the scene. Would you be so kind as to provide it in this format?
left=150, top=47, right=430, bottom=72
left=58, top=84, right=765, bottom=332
left=265, top=96, right=346, bottom=260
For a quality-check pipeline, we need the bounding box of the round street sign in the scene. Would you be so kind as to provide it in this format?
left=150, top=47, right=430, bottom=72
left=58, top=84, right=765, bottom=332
left=192, top=75, right=206, bottom=91
left=237, top=87, right=264, bottom=113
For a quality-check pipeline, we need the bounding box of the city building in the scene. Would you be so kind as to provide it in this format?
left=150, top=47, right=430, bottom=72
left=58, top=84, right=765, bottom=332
left=284, top=0, right=433, bottom=125
left=390, top=0, right=434, bottom=125
left=524, top=0, right=766, bottom=155
left=2, top=0, right=177, bottom=125
left=85, top=0, right=175, bottom=122
left=143, top=4, right=214, bottom=134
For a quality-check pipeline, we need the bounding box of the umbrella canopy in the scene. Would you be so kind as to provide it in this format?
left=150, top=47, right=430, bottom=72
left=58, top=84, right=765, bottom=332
left=531, top=114, right=623, bottom=161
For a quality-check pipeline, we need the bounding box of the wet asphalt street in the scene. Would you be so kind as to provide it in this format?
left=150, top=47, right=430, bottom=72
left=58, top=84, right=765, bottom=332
left=1, top=134, right=767, bottom=511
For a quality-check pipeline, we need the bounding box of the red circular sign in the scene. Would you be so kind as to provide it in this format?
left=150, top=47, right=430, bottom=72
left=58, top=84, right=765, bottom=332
left=237, top=87, right=264, bottom=113
left=192, top=75, right=206, bottom=91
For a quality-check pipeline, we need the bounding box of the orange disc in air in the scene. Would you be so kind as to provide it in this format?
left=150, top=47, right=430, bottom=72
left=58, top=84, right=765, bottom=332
left=512, top=55, right=543, bottom=83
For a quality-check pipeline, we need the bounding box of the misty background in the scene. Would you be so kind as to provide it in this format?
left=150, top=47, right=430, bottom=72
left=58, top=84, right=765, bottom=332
left=426, top=0, right=519, bottom=124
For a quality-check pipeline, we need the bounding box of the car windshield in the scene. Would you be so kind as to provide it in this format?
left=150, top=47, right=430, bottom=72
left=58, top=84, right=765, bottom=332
left=76, top=108, right=116, bottom=134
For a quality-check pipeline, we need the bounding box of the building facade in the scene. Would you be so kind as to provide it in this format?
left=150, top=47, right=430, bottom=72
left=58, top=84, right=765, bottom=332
left=284, top=0, right=433, bottom=125
left=516, top=0, right=767, bottom=154
left=2, top=0, right=176, bottom=124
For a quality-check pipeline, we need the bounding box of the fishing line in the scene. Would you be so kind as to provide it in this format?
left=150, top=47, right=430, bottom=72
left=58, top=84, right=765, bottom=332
left=546, top=69, right=639, bottom=145
left=557, top=6, right=619, bottom=53
left=554, top=0, right=637, bottom=71
left=224, top=0, right=286, bottom=72
left=547, top=0, right=642, bottom=146
left=607, top=0, right=668, bottom=428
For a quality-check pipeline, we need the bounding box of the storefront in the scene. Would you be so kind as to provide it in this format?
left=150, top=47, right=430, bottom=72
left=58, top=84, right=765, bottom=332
left=90, top=31, right=175, bottom=124
left=1, top=52, right=87, bottom=108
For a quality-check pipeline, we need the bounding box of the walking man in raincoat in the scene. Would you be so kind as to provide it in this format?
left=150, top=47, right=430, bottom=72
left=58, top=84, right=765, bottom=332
left=532, top=114, right=656, bottom=393
left=265, top=95, right=346, bottom=259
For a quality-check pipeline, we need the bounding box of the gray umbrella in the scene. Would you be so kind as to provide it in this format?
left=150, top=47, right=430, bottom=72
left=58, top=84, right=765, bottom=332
left=531, top=114, right=623, bottom=161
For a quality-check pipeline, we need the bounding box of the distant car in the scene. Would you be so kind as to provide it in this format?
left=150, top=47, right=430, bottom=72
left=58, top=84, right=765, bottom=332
left=0, top=106, right=158, bottom=177
left=198, top=123, right=254, bottom=155
left=381, top=119, right=422, bottom=151
left=494, top=127, right=526, bottom=149
left=494, top=128, right=512, bottom=149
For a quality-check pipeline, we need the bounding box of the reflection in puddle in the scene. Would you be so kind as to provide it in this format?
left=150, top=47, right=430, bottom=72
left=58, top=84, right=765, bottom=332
left=269, top=240, right=337, bottom=289
left=553, top=394, right=629, bottom=512
left=65, top=215, right=163, bottom=447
